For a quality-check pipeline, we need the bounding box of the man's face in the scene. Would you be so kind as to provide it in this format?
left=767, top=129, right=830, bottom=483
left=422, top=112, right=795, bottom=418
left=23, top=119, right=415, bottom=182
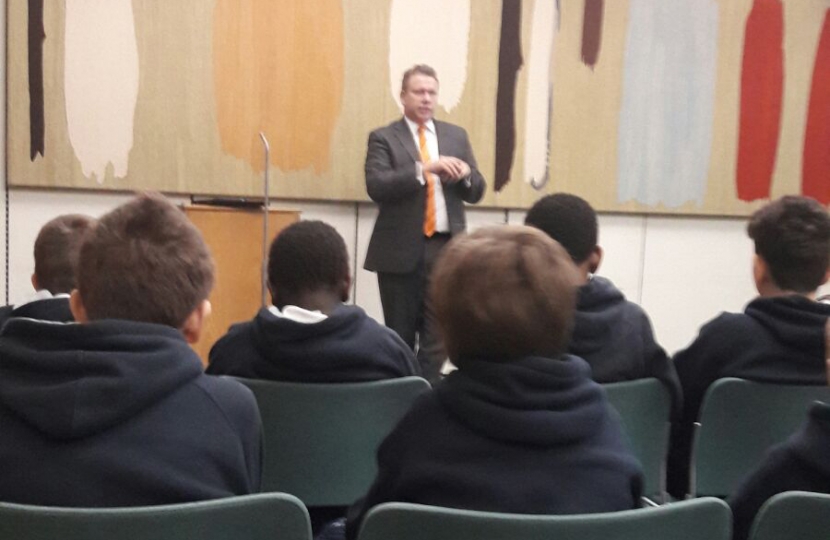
left=401, top=73, right=438, bottom=124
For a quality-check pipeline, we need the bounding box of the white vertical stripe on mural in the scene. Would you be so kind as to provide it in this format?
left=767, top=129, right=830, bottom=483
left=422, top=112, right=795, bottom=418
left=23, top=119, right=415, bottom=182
left=64, top=0, right=139, bottom=182
left=616, top=0, right=718, bottom=207
left=524, top=0, right=557, bottom=188
left=388, top=0, right=471, bottom=113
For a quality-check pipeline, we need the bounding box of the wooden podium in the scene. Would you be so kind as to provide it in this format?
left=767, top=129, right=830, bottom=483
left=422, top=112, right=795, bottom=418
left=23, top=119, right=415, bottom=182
left=185, top=206, right=299, bottom=365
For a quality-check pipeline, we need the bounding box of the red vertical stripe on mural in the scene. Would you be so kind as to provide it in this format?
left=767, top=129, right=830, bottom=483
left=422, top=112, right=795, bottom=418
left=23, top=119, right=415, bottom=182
left=803, top=10, right=830, bottom=205
left=736, top=0, right=783, bottom=202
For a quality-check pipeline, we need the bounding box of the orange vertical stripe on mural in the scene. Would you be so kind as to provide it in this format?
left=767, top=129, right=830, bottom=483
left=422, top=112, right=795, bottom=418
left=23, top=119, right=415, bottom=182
left=736, top=0, right=783, bottom=202
left=213, top=0, right=344, bottom=173
left=803, top=10, right=830, bottom=205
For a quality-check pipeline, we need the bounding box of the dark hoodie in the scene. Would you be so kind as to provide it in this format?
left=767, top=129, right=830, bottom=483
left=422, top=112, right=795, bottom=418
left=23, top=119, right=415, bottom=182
left=345, top=355, right=644, bottom=540
left=668, top=295, right=830, bottom=498
left=729, top=401, right=830, bottom=540
left=0, top=318, right=262, bottom=507
left=570, top=276, right=681, bottom=413
left=207, top=304, right=419, bottom=382
left=0, top=296, right=74, bottom=329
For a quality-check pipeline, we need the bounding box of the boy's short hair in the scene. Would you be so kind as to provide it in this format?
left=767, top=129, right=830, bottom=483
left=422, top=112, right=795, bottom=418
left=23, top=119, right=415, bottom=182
left=431, top=225, right=580, bottom=363
left=748, top=196, right=830, bottom=293
left=524, top=193, right=598, bottom=264
left=268, top=220, right=349, bottom=298
left=33, top=214, right=95, bottom=294
left=76, top=193, right=215, bottom=328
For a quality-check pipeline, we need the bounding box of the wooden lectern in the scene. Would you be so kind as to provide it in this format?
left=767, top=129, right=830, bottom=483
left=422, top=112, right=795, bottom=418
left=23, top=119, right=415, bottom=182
left=185, top=206, right=299, bottom=365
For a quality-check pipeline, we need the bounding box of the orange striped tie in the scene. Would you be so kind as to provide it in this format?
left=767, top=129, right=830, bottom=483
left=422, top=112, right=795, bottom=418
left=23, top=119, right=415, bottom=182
left=418, top=124, right=437, bottom=237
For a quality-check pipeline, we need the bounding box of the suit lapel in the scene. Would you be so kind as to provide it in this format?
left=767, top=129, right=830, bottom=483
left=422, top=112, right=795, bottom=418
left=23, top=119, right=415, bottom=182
left=435, top=120, right=449, bottom=157
left=393, top=118, right=420, bottom=163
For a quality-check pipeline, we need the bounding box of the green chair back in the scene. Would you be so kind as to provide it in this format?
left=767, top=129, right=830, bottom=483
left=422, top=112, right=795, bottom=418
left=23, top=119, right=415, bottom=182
left=236, top=376, right=430, bottom=507
left=691, top=377, right=830, bottom=497
left=750, top=491, right=830, bottom=540
left=0, top=493, right=311, bottom=540
left=357, top=498, right=731, bottom=540
left=603, top=378, right=671, bottom=502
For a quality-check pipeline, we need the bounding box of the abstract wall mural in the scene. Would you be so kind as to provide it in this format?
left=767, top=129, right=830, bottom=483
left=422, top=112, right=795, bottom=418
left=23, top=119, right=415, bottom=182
left=736, top=0, right=784, bottom=202
left=64, top=0, right=139, bottom=181
left=616, top=0, right=718, bottom=208
left=388, top=0, right=470, bottom=113
left=803, top=9, right=830, bottom=205
left=213, top=0, right=344, bottom=174
left=7, top=0, right=828, bottom=216
left=27, top=0, right=45, bottom=160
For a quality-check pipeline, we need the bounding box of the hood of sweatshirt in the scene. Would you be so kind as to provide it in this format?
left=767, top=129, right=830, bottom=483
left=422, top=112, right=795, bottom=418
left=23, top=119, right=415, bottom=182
left=570, top=276, right=630, bottom=357
left=792, top=401, right=830, bottom=477
left=435, top=355, right=612, bottom=447
left=0, top=318, right=202, bottom=441
left=746, top=296, right=830, bottom=357
left=248, top=304, right=415, bottom=378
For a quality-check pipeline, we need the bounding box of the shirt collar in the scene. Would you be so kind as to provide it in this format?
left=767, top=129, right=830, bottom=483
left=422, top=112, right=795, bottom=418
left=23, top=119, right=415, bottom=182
left=404, top=116, right=435, bottom=137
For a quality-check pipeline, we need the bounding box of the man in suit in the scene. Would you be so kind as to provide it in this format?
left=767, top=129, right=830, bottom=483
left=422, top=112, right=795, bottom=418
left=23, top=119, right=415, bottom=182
left=364, top=64, right=486, bottom=382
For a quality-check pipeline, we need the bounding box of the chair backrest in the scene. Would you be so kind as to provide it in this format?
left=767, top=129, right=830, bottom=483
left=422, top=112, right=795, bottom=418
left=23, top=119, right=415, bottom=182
left=750, top=491, right=830, bottom=540
left=236, top=376, right=431, bottom=507
left=691, top=377, right=830, bottom=497
left=603, top=378, right=671, bottom=502
left=0, top=493, right=311, bottom=540
left=357, top=498, right=731, bottom=540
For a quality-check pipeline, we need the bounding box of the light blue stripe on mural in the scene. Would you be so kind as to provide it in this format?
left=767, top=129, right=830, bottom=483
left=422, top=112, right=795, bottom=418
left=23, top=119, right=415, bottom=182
left=617, top=0, right=718, bottom=208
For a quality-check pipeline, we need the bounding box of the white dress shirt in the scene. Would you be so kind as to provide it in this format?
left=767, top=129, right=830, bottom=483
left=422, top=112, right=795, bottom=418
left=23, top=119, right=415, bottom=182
left=404, top=117, right=450, bottom=234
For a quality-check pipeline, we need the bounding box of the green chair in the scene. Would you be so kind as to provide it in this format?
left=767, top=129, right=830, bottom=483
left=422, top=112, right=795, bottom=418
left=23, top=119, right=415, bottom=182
left=603, top=378, right=672, bottom=503
left=235, top=376, right=430, bottom=507
left=0, top=493, right=311, bottom=540
left=749, top=491, right=830, bottom=540
left=690, top=378, right=830, bottom=498
left=357, top=498, right=731, bottom=540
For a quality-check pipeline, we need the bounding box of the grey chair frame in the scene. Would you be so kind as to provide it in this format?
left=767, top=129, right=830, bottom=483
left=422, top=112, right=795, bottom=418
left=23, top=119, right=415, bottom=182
left=603, top=378, right=672, bottom=503
left=357, top=498, right=731, bottom=540
left=749, top=490, right=830, bottom=540
left=235, top=376, right=431, bottom=507
left=0, top=492, right=311, bottom=540
left=690, top=377, right=830, bottom=497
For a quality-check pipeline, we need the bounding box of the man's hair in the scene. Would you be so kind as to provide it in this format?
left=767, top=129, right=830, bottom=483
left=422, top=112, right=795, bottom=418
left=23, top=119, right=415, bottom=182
left=33, top=214, right=96, bottom=294
left=401, top=64, right=438, bottom=92
left=76, top=193, right=215, bottom=328
left=524, top=193, right=598, bottom=264
left=268, top=220, right=349, bottom=299
left=747, top=195, right=830, bottom=293
left=431, top=225, right=580, bottom=363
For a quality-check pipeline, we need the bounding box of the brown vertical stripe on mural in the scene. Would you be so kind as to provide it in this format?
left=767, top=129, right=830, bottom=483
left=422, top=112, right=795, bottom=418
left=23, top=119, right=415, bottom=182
left=494, top=0, right=523, bottom=192
left=27, top=0, right=45, bottom=160
left=580, top=0, right=604, bottom=68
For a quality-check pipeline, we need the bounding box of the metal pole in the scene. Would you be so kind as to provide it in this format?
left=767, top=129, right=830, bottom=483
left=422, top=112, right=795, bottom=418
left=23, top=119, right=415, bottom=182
left=259, top=132, right=270, bottom=308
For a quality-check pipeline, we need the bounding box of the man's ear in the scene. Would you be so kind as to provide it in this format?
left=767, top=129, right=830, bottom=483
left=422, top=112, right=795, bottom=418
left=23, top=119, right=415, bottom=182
left=30, top=273, right=39, bottom=292
left=181, top=300, right=212, bottom=344
left=69, top=289, right=88, bottom=323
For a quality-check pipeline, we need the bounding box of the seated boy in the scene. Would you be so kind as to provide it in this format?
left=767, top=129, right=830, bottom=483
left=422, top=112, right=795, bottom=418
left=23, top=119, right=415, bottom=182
left=207, top=220, right=418, bottom=382
left=728, top=321, right=830, bottom=540
left=345, top=226, right=643, bottom=540
left=668, top=195, right=830, bottom=497
left=0, top=214, right=95, bottom=328
left=0, top=193, right=262, bottom=506
left=525, top=193, right=681, bottom=413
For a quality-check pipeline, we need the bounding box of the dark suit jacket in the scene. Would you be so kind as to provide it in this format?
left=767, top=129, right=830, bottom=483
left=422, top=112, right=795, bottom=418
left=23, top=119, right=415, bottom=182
left=363, top=118, right=486, bottom=274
